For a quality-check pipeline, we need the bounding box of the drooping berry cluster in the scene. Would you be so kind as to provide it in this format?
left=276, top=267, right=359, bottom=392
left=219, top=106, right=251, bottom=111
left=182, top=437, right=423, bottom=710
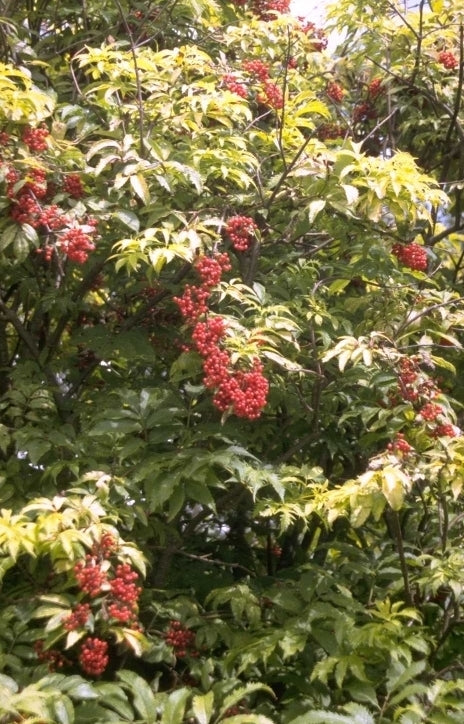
left=225, top=215, right=258, bottom=252
left=78, top=637, right=109, bottom=676
left=326, top=82, right=345, bottom=103
left=164, top=620, right=197, bottom=658
left=392, top=242, right=428, bottom=272
left=174, top=251, right=269, bottom=419
left=392, top=356, right=459, bottom=438
left=438, top=51, right=459, bottom=70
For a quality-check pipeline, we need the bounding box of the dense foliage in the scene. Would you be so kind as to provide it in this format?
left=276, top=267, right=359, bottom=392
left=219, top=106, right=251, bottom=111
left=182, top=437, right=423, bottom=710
left=1, top=0, right=464, bottom=721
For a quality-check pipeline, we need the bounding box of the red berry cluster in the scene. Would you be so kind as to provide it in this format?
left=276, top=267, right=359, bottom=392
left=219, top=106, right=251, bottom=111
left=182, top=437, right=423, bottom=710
left=213, top=359, right=269, bottom=420
left=74, top=555, right=108, bottom=597
left=419, top=402, right=443, bottom=422
left=222, top=73, right=248, bottom=98
left=387, top=432, right=413, bottom=455
left=64, top=603, right=91, bottom=631
left=393, top=356, right=459, bottom=438
left=368, top=77, right=384, bottom=99
left=326, top=82, right=344, bottom=103
left=438, top=51, right=458, bottom=70
left=242, top=59, right=270, bottom=82
left=0, top=130, right=10, bottom=146
left=352, top=102, right=377, bottom=123
left=63, top=173, right=85, bottom=198
left=164, top=621, right=197, bottom=658
left=299, top=20, right=328, bottom=51
left=271, top=544, right=282, bottom=557
left=317, top=122, right=345, bottom=141
left=22, top=125, right=49, bottom=152
left=257, top=80, right=284, bottom=110
left=392, top=242, right=428, bottom=272
left=78, top=637, right=109, bottom=676
left=225, top=215, right=258, bottom=252
left=251, top=0, right=290, bottom=20
left=433, top=423, right=458, bottom=438
left=3, top=155, right=96, bottom=265
left=196, top=253, right=231, bottom=286
left=59, top=226, right=96, bottom=264
left=175, top=251, right=269, bottom=419
left=109, top=563, right=141, bottom=614
left=34, top=640, right=67, bottom=671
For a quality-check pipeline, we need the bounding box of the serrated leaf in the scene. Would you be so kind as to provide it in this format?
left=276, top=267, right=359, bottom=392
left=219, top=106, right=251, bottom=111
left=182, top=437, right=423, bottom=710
left=192, top=691, right=214, bottom=724
left=160, top=687, right=191, bottom=724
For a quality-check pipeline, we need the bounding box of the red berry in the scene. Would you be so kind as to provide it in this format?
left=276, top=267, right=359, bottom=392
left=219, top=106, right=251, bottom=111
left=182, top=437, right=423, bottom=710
left=79, top=637, right=109, bottom=676
left=326, top=81, right=344, bottom=103
left=222, top=74, right=248, bottom=98
left=22, top=125, right=50, bottom=152
left=392, top=242, right=428, bottom=272
left=74, top=555, right=107, bottom=597
left=63, top=173, right=85, bottom=198
left=438, top=51, right=458, bottom=70
left=225, top=215, right=257, bottom=252
left=242, top=59, right=270, bottom=82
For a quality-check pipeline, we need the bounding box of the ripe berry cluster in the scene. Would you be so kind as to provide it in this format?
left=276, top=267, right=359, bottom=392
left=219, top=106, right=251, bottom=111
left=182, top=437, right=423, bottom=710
left=74, top=555, right=108, bottom=597
left=326, top=82, right=344, bottom=103
left=368, top=77, right=384, bottom=99
left=64, top=602, right=91, bottom=631
left=78, top=637, right=109, bottom=676
left=222, top=73, right=248, bottom=98
left=257, top=80, right=284, bottom=110
left=433, top=423, right=458, bottom=438
left=387, top=433, right=413, bottom=455
left=392, top=242, right=428, bottom=272
left=242, top=59, right=270, bottom=82
left=251, top=0, right=290, bottom=20
left=438, top=51, right=458, bottom=70
left=2, top=127, right=95, bottom=266
left=59, top=227, right=96, bottom=264
left=393, top=356, right=458, bottom=438
left=22, top=125, right=50, bottom=152
left=174, top=251, right=269, bottom=419
left=225, top=215, right=258, bottom=252
left=164, top=620, right=197, bottom=658
left=63, top=173, right=85, bottom=198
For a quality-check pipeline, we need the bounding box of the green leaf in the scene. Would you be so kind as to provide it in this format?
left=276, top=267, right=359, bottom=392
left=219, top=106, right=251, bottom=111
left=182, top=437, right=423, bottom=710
left=192, top=691, right=214, bottom=724
left=116, top=670, right=157, bottom=722
left=160, top=687, right=191, bottom=724
left=130, top=173, right=150, bottom=204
